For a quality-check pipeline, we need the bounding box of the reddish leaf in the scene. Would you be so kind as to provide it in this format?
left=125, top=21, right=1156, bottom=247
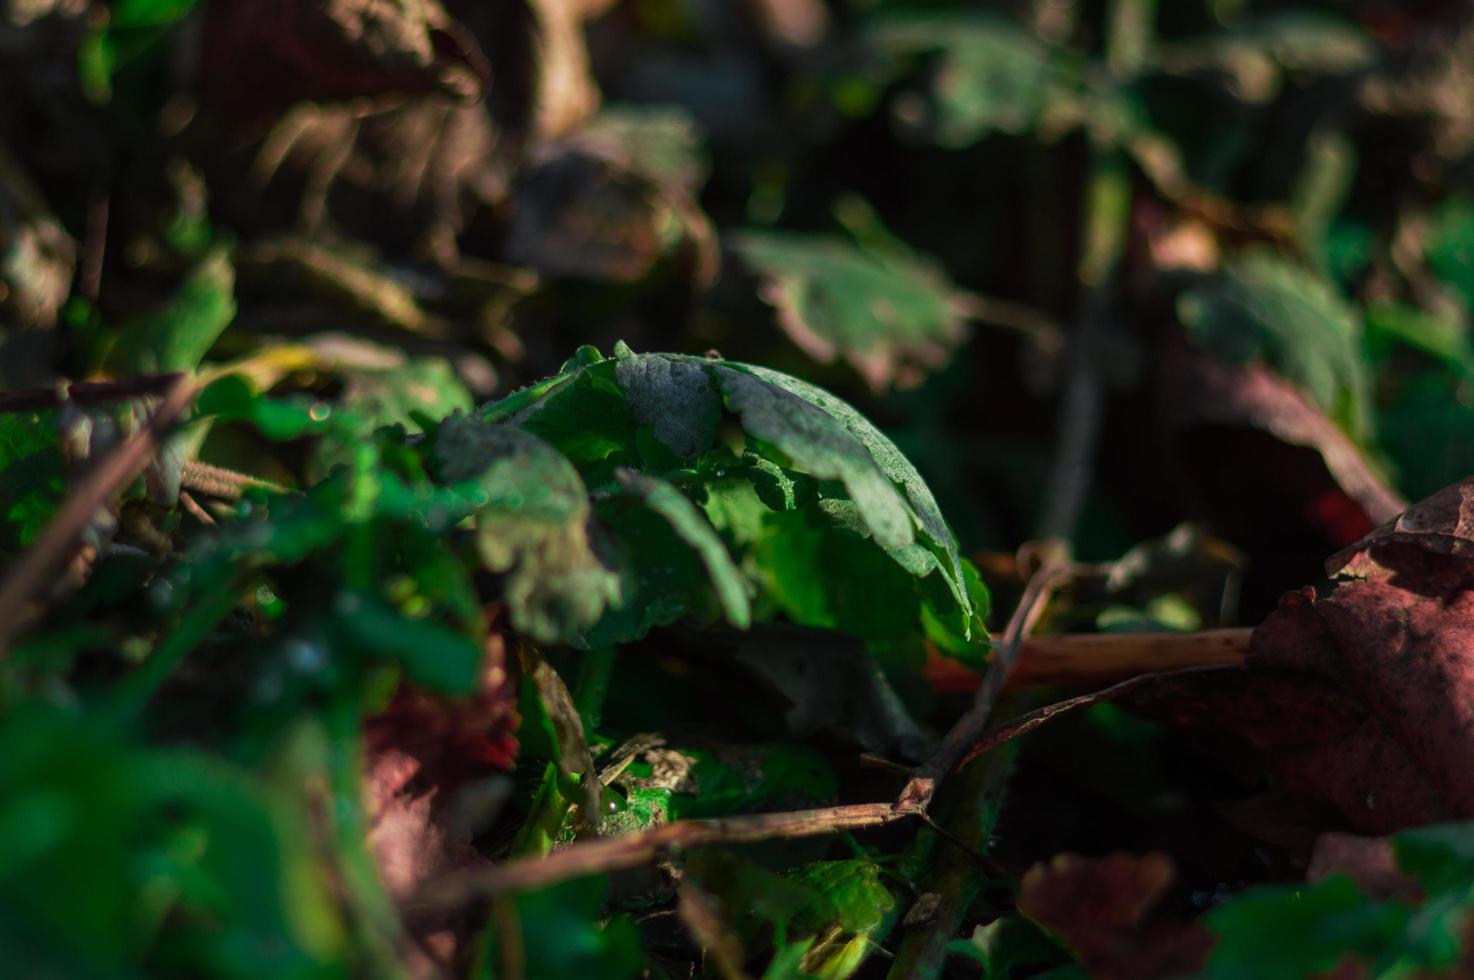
left=1017, top=852, right=1213, bottom=980
left=364, top=622, right=519, bottom=899
left=1164, top=345, right=1405, bottom=545
left=199, top=0, right=490, bottom=121
left=966, top=479, right=1474, bottom=844
left=1307, top=833, right=1420, bottom=902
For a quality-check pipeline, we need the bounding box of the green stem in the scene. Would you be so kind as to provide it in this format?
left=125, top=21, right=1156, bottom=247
left=887, top=738, right=1018, bottom=980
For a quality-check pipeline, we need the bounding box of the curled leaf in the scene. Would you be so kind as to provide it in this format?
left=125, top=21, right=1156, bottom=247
left=433, top=415, right=621, bottom=644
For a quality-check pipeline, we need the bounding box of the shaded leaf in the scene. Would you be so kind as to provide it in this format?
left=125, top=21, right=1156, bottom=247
left=612, top=469, right=749, bottom=629
left=733, top=625, right=930, bottom=760
left=1156, top=13, right=1377, bottom=103
left=1018, top=852, right=1212, bottom=980
left=869, top=16, right=1079, bottom=146
left=478, top=875, right=645, bottom=980
left=108, top=245, right=236, bottom=375
left=1203, top=875, right=1411, bottom=980
left=1165, top=345, right=1405, bottom=528
left=0, top=410, right=66, bottom=551
left=199, top=0, right=488, bottom=120
left=731, top=228, right=969, bottom=392
left=433, top=415, right=621, bottom=645
left=1178, top=250, right=1372, bottom=441
left=949, top=917, right=1065, bottom=978
left=611, top=351, right=719, bottom=460
left=331, top=591, right=482, bottom=694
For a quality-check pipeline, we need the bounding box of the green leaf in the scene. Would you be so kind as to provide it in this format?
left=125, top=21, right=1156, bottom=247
left=517, top=365, right=640, bottom=471
left=108, top=246, right=236, bottom=375
left=477, top=876, right=644, bottom=980
left=1178, top=250, right=1373, bottom=441
left=314, top=353, right=473, bottom=475
left=1394, top=823, right=1474, bottom=894
left=329, top=591, right=481, bottom=694
left=869, top=16, right=1080, bottom=147
left=788, top=860, right=895, bottom=936
left=1204, top=876, right=1409, bottom=980
left=1375, top=369, right=1474, bottom=499
left=1155, top=13, right=1377, bottom=103
left=476, top=346, right=982, bottom=640
left=1427, top=198, right=1474, bottom=318
left=715, top=364, right=914, bottom=552
left=195, top=375, right=338, bottom=442
left=1365, top=302, right=1474, bottom=375
left=433, top=415, right=622, bottom=645
left=730, top=228, right=969, bottom=392
left=0, top=705, right=346, bottom=977
left=738, top=362, right=973, bottom=625
left=613, top=470, right=750, bottom=628
left=751, top=508, right=921, bottom=645
left=949, top=917, right=1065, bottom=978
left=0, top=411, right=66, bottom=552
left=611, top=351, right=720, bottom=459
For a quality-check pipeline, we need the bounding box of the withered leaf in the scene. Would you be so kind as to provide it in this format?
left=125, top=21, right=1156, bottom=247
left=199, top=0, right=490, bottom=120
left=1165, top=345, right=1405, bottom=529
left=1017, top=852, right=1213, bottom=980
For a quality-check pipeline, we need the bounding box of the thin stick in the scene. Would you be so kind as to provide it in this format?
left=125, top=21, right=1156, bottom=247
left=897, top=552, right=1070, bottom=812
left=80, top=188, right=109, bottom=303
left=405, top=801, right=912, bottom=914
left=0, top=374, right=197, bottom=654
left=960, top=664, right=1239, bottom=768
left=0, top=374, right=187, bottom=414
left=177, top=490, right=217, bottom=525
left=1010, top=627, right=1250, bottom=687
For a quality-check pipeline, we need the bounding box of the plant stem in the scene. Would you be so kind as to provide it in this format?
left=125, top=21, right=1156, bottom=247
left=888, top=739, right=1016, bottom=980
left=0, top=373, right=187, bottom=414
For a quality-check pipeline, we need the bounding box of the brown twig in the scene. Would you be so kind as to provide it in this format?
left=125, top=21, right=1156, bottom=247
left=887, top=737, right=1015, bottom=980
left=897, top=550, right=1072, bottom=812
left=0, top=374, right=187, bottom=414
left=0, top=374, right=197, bottom=654
left=1010, top=627, right=1250, bottom=687
left=177, top=490, right=217, bottom=526
left=960, top=664, right=1240, bottom=768
left=80, top=188, right=109, bottom=303
left=405, top=801, right=913, bottom=914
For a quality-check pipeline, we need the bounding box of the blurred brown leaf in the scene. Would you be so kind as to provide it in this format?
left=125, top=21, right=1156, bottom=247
left=199, top=0, right=490, bottom=121
left=1017, top=852, right=1212, bottom=980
